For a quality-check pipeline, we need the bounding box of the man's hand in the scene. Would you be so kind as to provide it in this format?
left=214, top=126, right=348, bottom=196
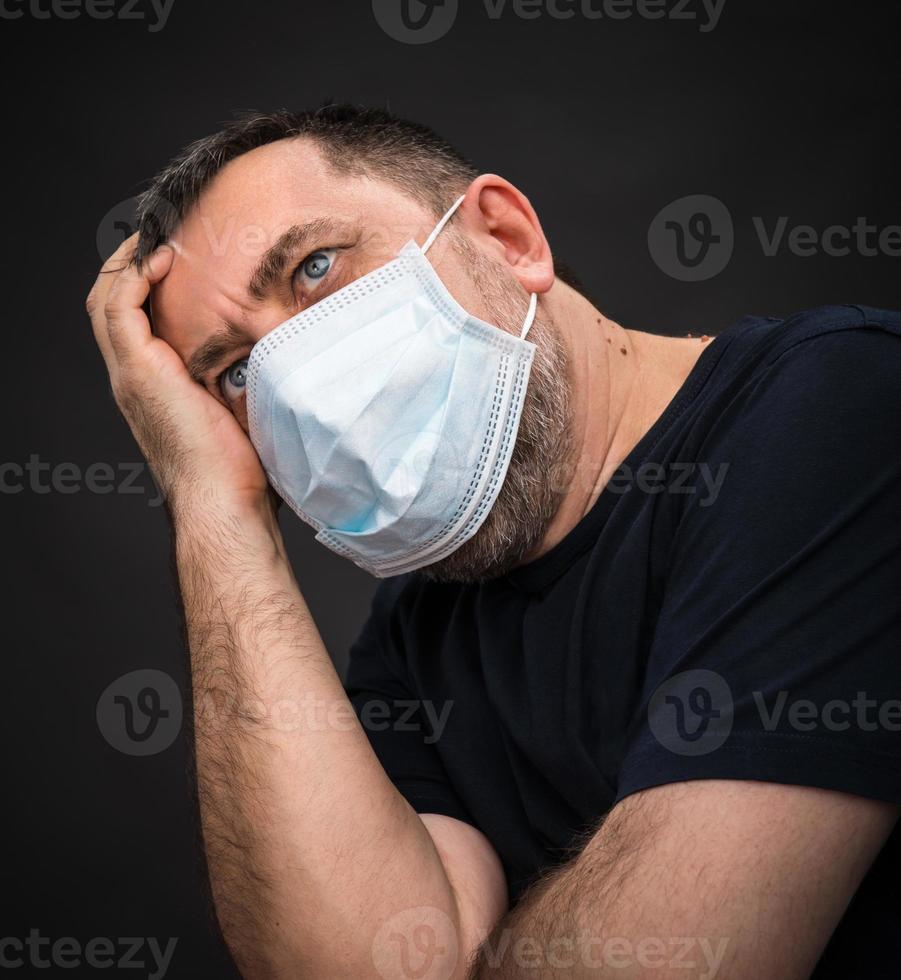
left=86, top=233, right=269, bottom=519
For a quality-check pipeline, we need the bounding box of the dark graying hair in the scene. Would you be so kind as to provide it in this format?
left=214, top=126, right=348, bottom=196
left=133, top=102, right=588, bottom=293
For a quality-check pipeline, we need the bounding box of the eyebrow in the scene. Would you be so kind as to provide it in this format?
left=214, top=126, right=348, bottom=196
left=187, top=321, right=246, bottom=385
left=247, top=217, right=347, bottom=302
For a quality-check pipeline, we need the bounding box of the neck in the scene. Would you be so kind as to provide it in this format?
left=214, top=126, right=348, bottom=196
left=523, top=281, right=708, bottom=562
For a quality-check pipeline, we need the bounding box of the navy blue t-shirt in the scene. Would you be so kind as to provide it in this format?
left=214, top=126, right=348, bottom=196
left=344, top=304, right=901, bottom=979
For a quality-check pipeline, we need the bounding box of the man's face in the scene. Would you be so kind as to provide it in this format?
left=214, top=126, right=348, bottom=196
left=151, top=138, right=571, bottom=581
left=153, top=139, right=488, bottom=426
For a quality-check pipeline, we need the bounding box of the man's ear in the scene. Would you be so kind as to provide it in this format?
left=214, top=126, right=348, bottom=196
left=458, top=174, right=556, bottom=295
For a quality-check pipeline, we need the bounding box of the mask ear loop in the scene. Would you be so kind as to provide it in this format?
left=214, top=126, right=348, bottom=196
left=421, top=195, right=466, bottom=255
left=422, top=194, right=539, bottom=341
left=520, top=292, right=537, bottom=340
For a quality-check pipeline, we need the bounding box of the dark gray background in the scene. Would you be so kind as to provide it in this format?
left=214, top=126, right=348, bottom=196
left=3, top=0, right=898, bottom=975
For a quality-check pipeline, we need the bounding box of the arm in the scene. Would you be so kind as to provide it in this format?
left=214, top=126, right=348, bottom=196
left=87, top=236, right=507, bottom=979
left=469, top=779, right=898, bottom=979
left=176, top=499, right=506, bottom=979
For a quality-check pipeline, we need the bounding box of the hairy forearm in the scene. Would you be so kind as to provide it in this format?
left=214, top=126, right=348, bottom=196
left=468, top=855, right=592, bottom=980
left=174, top=499, right=469, bottom=978
left=467, top=846, right=682, bottom=980
left=468, top=782, right=871, bottom=980
left=468, top=804, right=668, bottom=980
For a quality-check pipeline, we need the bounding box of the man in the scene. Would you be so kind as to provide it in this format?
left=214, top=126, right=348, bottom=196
left=87, top=105, right=901, bottom=979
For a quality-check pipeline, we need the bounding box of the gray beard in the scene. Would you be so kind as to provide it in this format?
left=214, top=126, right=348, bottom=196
left=420, top=241, right=573, bottom=585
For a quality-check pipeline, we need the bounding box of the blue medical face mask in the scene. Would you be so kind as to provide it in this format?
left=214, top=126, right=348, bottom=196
left=246, top=195, right=537, bottom=577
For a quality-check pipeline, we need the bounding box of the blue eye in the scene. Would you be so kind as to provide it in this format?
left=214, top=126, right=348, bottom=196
left=226, top=359, right=248, bottom=388
left=302, top=250, right=333, bottom=279
left=220, top=357, right=249, bottom=404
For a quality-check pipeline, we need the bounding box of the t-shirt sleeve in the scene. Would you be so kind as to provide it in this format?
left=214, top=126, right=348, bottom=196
left=344, top=575, right=477, bottom=826
left=615, top=320, right=901, bottom=806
